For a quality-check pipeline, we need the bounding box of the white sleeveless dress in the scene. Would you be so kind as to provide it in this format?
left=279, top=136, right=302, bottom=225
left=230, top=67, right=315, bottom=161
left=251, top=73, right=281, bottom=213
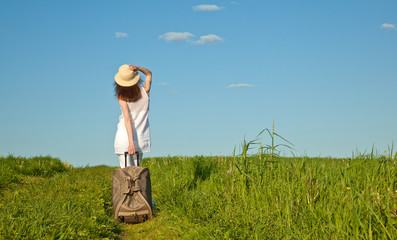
left=114, top=87, right=151, bottom=154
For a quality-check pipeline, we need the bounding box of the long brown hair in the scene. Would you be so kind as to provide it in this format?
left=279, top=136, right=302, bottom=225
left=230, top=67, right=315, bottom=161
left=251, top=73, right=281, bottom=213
left=114, top=80, right=143, bottom=102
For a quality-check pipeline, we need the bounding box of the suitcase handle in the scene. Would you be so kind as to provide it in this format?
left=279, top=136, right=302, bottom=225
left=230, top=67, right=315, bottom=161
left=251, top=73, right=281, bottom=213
left=124, top=152, right=140, bottom=167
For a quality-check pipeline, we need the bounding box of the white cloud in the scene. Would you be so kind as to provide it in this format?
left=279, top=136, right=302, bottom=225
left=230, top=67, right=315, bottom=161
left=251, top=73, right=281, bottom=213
left=381, top=23, right=396, bottom=30
left=227, top=83, right=255, bottom=88
left=159, top=32, right=194, bottom=42
left=193, top=34, right=223, bottom=45
left=115, top=32, right=128, bottom=38
left=193, top=4, right=222, bottom=11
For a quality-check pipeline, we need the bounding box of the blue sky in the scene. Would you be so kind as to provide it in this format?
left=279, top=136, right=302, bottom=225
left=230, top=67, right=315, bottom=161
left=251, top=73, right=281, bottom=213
left=1, top=0, right=396, bottom=167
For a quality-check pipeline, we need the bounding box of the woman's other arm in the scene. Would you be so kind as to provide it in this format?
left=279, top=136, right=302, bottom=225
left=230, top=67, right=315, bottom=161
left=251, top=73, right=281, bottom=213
left=118, top=98, right=135, bottom=155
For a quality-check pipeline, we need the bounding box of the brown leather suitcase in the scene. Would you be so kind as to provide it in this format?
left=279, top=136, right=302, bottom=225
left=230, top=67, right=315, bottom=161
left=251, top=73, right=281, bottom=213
left=112, top=153, right=153, bottom=223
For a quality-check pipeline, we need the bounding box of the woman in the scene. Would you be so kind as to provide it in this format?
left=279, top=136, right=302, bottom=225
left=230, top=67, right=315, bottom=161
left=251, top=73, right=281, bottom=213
left=114, top=64, right=152, bottom=167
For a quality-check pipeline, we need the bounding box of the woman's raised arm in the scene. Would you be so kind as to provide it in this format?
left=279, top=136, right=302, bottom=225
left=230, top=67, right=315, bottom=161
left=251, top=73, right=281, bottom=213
left=130, top=65, right=152, bottom=95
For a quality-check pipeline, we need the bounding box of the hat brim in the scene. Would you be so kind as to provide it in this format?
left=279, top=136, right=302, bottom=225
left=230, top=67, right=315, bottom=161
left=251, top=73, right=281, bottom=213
left=114, top=72, right=140, bottom=87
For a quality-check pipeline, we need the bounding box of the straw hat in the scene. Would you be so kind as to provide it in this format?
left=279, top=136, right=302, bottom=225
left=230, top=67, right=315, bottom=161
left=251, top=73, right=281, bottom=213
left=114, top=64, right=140, bottom=87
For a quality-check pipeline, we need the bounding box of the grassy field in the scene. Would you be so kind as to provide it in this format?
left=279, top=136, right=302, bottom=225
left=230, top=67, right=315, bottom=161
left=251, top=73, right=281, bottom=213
left=0, top=155, right=120, bottom=239
left=1, top=150, right=396, bottom=239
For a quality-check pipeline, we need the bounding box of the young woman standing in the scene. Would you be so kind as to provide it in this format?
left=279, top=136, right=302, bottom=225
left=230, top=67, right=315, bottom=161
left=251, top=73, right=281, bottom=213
left=114, top=64, right=152, bottom=167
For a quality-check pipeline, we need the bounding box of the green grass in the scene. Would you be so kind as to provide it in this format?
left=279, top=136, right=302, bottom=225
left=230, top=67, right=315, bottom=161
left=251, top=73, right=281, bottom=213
left=0, top=155, right=69, bottom=189
left=138, top=154, right=397, bottom=239
left=0, top=156, right=120, bottom=239
left=1, top=151, right=396, bottom=239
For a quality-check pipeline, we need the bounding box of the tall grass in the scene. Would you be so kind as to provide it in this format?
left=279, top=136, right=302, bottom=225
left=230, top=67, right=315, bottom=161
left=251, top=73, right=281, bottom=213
left=145, top=151, right=397, bottom=239
left=257, top=120, right=295, bottom=159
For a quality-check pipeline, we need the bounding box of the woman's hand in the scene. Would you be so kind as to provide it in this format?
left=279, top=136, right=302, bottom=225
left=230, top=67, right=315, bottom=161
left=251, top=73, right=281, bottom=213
left=128, top=143, right=136, bottom=155
left=129, top=65, right=138, bottom=73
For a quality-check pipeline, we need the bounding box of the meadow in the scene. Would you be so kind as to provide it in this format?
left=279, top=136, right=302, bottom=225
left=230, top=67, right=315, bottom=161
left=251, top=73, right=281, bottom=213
left=0, top=145, right=396, bottom=239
